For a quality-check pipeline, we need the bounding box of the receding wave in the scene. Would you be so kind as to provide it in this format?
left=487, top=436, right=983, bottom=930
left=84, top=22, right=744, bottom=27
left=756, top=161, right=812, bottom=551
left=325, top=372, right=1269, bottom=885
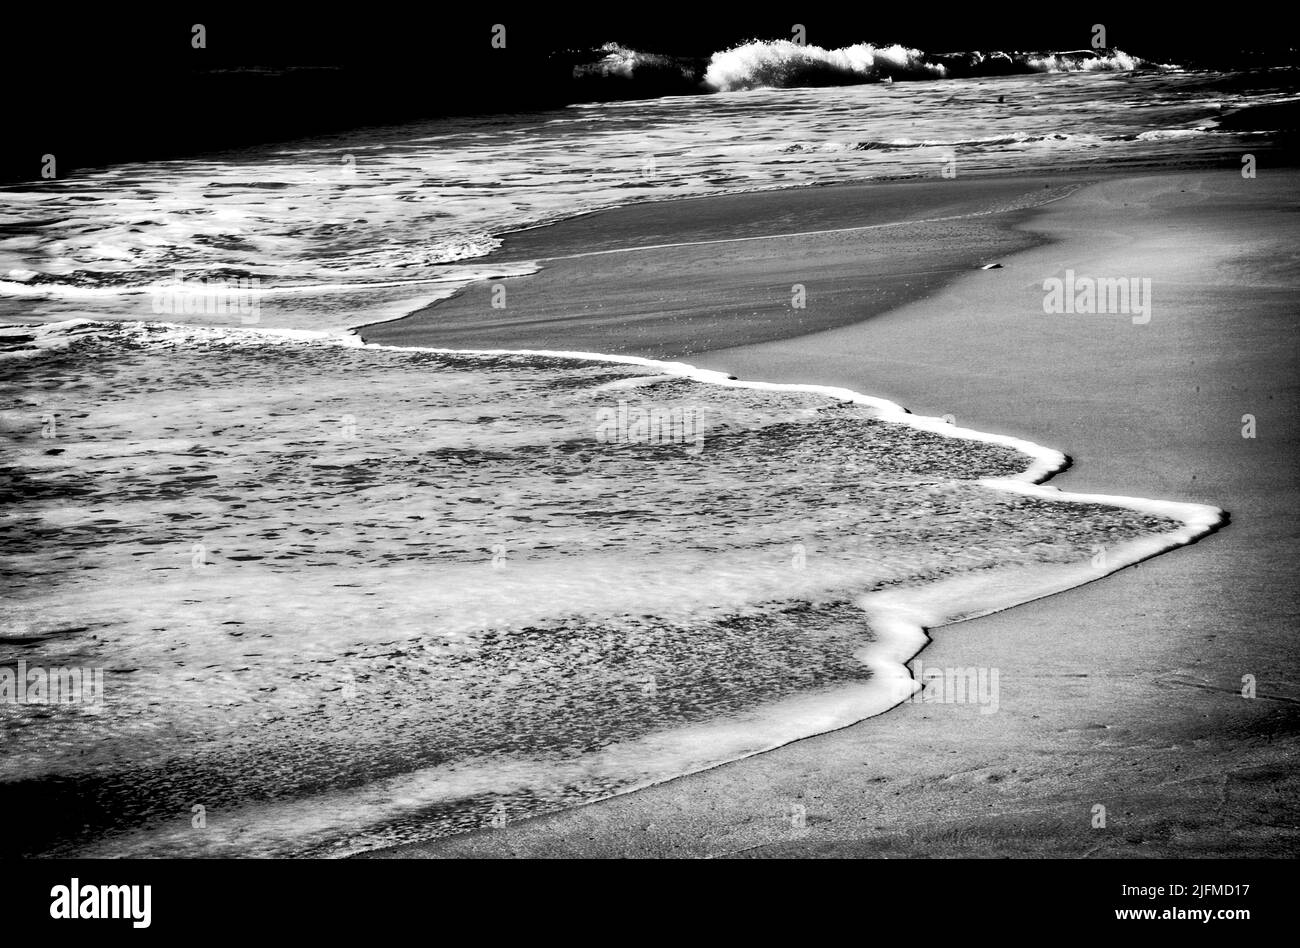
left=0, top=320, right=1221, bottom=857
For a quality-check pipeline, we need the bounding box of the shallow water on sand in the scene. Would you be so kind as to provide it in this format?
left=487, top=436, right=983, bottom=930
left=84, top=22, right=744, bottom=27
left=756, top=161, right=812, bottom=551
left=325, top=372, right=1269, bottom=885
left=0, top=321, right=1186, bottom=856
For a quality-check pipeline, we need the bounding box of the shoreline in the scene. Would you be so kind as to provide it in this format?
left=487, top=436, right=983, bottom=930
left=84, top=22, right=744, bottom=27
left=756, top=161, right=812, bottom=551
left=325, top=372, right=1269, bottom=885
left=360, top=165, right=1299, bottom=857
left=338, top=336, right=1217, bottom=859
left=360, top=173, right=1093, bottom=358
left=1, top=315, right=1224, bottom=858
left=6, top=163, right=1292, bottom=858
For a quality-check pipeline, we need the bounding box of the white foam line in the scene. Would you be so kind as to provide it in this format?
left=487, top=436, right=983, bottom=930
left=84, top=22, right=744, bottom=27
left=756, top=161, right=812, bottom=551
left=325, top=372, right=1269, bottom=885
left=9, top=318, right=1226, bottom=856
left=342, top=334, right=1222, bottom=797
left=0, top=268, right=541, bottom=300
left=10, top=316, right=1226, bottom=603
left=13, top=315, right=1225, bottom=650
left=347, top=336, right=1071, bottom=482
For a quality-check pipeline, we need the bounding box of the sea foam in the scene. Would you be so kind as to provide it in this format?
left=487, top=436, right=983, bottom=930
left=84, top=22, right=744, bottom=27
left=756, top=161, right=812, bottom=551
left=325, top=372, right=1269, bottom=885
left=0, top=320, right=1221, bottom=857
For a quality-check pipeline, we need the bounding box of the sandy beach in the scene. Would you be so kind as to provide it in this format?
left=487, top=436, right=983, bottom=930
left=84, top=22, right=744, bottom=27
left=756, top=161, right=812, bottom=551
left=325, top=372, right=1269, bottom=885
left=10, top=18, right=1300, bottom=940
left=367, top=175, right=1072, bottom=357
left=362, top=166, right=1299, bottom=857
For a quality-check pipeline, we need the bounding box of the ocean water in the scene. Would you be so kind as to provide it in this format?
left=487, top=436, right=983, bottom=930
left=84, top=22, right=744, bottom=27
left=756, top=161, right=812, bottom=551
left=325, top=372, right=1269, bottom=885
left=0, top=56, right=1245, bottom=856
left=0, top=320, right=1217, bottom=856
left=1, top=65, right=1293, bottom=329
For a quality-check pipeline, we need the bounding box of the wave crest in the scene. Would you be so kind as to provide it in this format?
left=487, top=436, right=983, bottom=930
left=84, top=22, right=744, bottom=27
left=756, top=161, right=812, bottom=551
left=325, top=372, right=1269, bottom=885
left=704, top=40, right=946, bottom=92
left=572, top=42, right=695, bottom=82
left=1026, top=48, right=1144, bottom=72
left=701, top=40, right=1150, bottom=92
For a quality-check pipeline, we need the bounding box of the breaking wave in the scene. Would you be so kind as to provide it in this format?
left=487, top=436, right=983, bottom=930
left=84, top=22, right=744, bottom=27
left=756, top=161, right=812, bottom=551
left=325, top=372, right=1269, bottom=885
left=703, top=41, right=948, bottom=91
left=563, top=40, right=1157, bottom=96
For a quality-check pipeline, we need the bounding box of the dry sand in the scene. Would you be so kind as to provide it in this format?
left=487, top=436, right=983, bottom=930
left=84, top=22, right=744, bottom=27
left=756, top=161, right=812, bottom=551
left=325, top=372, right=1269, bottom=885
left=362, top=168, right=1299, bottom=857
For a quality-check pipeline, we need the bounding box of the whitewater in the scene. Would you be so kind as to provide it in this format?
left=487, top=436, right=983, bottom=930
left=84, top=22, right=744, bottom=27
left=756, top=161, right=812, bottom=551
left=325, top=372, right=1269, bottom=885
left=0, top=317, right=1221, bottom=856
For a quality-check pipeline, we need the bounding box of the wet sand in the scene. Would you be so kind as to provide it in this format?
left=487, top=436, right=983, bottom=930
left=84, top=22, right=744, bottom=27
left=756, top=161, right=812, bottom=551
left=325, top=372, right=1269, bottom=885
left=364, top=175, right=1081, bottom=358
left=361, top=167, right=1300, bottom=857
